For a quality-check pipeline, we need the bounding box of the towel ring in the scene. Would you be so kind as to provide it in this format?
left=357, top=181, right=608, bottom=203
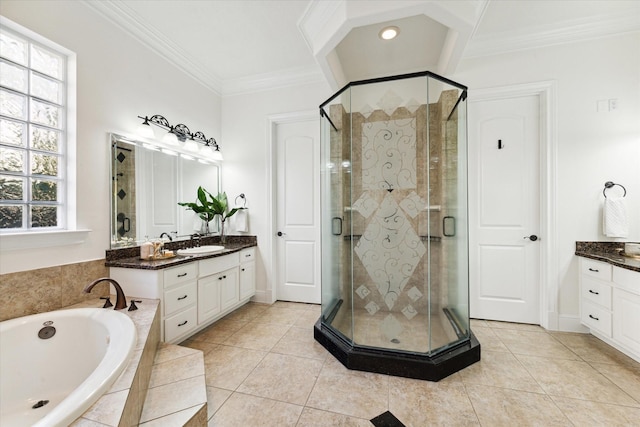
left=603, top=181, right=626, bottom=198
left=235, top=193, right=247, bottom=208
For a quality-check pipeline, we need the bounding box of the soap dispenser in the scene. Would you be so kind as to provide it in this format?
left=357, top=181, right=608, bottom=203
left=140, top=237, right=153, bottom=259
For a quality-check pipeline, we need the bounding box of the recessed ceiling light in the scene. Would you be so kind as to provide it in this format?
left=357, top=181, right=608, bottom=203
left=379, top=26, right=399, bottom=40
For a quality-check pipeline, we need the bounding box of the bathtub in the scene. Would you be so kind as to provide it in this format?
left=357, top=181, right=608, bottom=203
left=0, top=308, right=136, bottom=427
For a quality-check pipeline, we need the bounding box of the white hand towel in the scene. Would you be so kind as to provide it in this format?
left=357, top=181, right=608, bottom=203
left=603, top=196, right=628, bottom=238
left=235, top=209, right=249, bottom=233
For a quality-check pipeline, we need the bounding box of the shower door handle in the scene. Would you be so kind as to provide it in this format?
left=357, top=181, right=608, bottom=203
left=332, top=217, right=342, bottom=236
left=443, top=216, right=456, bottom=237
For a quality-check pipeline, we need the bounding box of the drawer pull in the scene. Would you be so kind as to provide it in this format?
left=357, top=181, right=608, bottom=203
left=177, top=273, right=188, bottom=277
left=178, top=320, right=188, bottom=327
left=588, top=290, right=599, bottom=295
left=177, top=295, right=188, bottom=300
left=588, top=314, right=599, bottom=321
left=588, top=268, right=599, bottom=273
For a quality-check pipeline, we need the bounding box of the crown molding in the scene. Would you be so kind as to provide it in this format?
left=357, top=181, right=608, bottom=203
left=465, top=12, right=640, bottom=58
left=84, top=0, right=223, bottom=95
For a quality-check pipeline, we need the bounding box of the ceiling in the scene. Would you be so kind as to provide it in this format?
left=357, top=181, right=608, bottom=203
left=85, top=0, right=640, bottom=96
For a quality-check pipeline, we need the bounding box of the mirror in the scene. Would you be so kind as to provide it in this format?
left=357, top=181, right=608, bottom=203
left=110, top=133, right=220, bottom=247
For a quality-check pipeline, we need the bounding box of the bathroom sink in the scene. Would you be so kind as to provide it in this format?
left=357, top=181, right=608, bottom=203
left=177, top=245, right=225, bottom=256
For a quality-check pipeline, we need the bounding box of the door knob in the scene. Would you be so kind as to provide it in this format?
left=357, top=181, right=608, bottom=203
left=524, top=235, right=538, bottom=241
left=277, top=231, right=286, bottom=237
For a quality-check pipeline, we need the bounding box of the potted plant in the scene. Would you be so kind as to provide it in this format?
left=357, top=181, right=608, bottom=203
left=178, top=186, right=244, bottom=243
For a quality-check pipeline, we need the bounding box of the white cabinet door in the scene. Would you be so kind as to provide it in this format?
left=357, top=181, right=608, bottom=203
left=240, top=261, right=256, bottom=300
left=613, top=288, right=640, bottom=355
left=198, top=275, right=221, bottom=324
left=220, top=267, right=240, bottom=311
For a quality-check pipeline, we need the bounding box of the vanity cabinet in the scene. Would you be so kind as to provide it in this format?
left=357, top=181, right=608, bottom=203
left=579, top=258, right=640, bottom=362
left=110, top=248, right=256, bottom=343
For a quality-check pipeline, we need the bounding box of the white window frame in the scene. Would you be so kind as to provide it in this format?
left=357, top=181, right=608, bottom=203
left=0, top=16, right=88, bottom=251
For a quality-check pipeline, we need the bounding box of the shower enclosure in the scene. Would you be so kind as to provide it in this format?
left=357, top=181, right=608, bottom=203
left=315, top=71, right=480, bottom=381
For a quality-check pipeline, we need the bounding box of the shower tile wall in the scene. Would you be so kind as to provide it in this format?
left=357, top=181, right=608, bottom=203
left=113, top=144, right=137, bottom=241
left=329, top=89, right=461, bottom=349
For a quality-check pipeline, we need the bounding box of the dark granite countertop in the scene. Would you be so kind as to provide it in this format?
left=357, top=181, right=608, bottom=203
left=106, top=235, right=257, bottom=270
left=575, top=241, right=640, bottom=273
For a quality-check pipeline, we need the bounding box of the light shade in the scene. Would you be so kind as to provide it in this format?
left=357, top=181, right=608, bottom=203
left=136, top=121, right=155, bottom=138
left=210, top=145, right=224, bottom=161
left=163, top=131, right=179, bottom=145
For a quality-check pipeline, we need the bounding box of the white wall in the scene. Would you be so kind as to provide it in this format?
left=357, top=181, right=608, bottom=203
left=0, top=1, right=222, bottom=274
left=221, top=82, right=331, bottom=302
left=453, top=32, right=640, bottom=322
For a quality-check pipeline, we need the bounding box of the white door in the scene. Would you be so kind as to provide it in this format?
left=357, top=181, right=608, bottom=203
left=468, top=95, right=541, bottom=324
left=275, top=119, right=321, bottom=303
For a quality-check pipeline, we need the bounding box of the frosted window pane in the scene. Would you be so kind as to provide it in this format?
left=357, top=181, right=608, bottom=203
left=0, top=88, right=27, bottom=120
left=30, top=125, right=59, bottom=152
left=30, top=99, right=61, bottom=129
left=0, top=175, right=24, bottom=200
left=0, top=30, right=27, bottom=65
left=31, top=72, right=61, bottom=104
left=0, top=147, right=24, bottom=172
left=0, top=205, right=23, bottom=228
left=0, top=59, right=27, bottom=92
left=32, top=178, right=58, bottom=201
left=31, top=205, right=57, bottom=227
left=30, top=44, right=62, bottom=79
left=0, top=118, right=26, bottom=147
left=30, top=152, right=58, bottom=176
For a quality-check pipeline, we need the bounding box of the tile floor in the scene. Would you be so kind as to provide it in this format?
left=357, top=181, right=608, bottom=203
left=179, top=302, right=640, bottom=426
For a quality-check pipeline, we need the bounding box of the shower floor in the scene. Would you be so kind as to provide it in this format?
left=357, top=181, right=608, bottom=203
left=328, top=305, right=461, bottom=354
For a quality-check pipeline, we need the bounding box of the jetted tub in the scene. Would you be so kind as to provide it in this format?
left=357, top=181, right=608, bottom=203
left=0, top=308, right=136, bottom=427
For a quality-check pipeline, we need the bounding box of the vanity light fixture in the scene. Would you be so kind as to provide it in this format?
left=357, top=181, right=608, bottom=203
left=379, top=26, right=399, bottom=40
left=136, top=114, right=223, bottom=161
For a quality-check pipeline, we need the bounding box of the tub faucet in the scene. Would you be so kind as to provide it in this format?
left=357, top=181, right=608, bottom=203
left=84, top=278, right=128, bottom=310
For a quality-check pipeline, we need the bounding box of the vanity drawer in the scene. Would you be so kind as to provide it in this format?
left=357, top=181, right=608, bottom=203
left=581, top=300, right=612, bottom=337
left=164, top=305, right=197, bottom=342
left=240, top=247, right=255, bottom=263
left=581, top=276, right=612, bottom=310
left=164, top=281, right=197, bottom=316
left=163, top=263, right=198, bottom=288
left=200, top=252, right=239, bottom=277
left=581, top=259, right=612, bottom=281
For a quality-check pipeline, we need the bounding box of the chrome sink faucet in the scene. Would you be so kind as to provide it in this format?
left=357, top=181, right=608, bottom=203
left=84, top=278, right=128, bottom=310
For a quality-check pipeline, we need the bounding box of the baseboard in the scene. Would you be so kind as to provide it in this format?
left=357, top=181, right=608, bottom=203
left=558, top=315, right=589, bottom=333
left=251, top=289, right=273, bottom=304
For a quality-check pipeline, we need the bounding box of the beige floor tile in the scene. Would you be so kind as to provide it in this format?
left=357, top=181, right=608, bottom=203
left=224, top=320, right=291, bottom=351
left=191, top=318, right=247, bottom=344
left=551, top=395, right=640, bottom=426
left=470, top=318, right=489, bottom=328
left=551, top=331, right=640, bottom=366
left=389, top=376, right=479, bottom=426
left=153, top=342, right=199, bottom=364
left=457, top=350, right=545, bottom=393
left=496, top=329, right=580, bottom=359
left=293, top=310, right=322, bottom=328
left=140, top=404, right=202, bottom=426
left=206, top=386, right=232, bottom=419
left=209, top=392, right=302, bottom=427
left=484, top=320, right=545, bottom=332
left=470, top=325, right=509, bottom=353
left=296, top=407, right=372, bottom=426
left=180, top=339, right=218, bottom=354
left=140, top=376, right=207, bottom=423
left=260, top=306, right=312, bottom=326
left=466, top=384, right=570, bottom=426
left=306, top=358, right=389, bottom=419
left=203, top=344, right=266, bottom=390
left=271, top=326, right=330, bottom=360
left=237, top=353, right=324, bottom=405
left=148, top=352, right=204, bottom=388
left=590, top=361, right=640, bottom=404
left=517, top=354, right=640, bottom=406
left=220, top=302, right=269, bottom=323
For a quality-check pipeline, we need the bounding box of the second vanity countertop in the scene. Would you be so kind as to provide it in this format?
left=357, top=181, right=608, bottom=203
left=106, top=235, right=257, bottom=270
left=575, top=241, right=640, bottom=273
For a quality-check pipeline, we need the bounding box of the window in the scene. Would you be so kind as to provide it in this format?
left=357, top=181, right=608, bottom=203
left=0, top=20, right=70, bottom=232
